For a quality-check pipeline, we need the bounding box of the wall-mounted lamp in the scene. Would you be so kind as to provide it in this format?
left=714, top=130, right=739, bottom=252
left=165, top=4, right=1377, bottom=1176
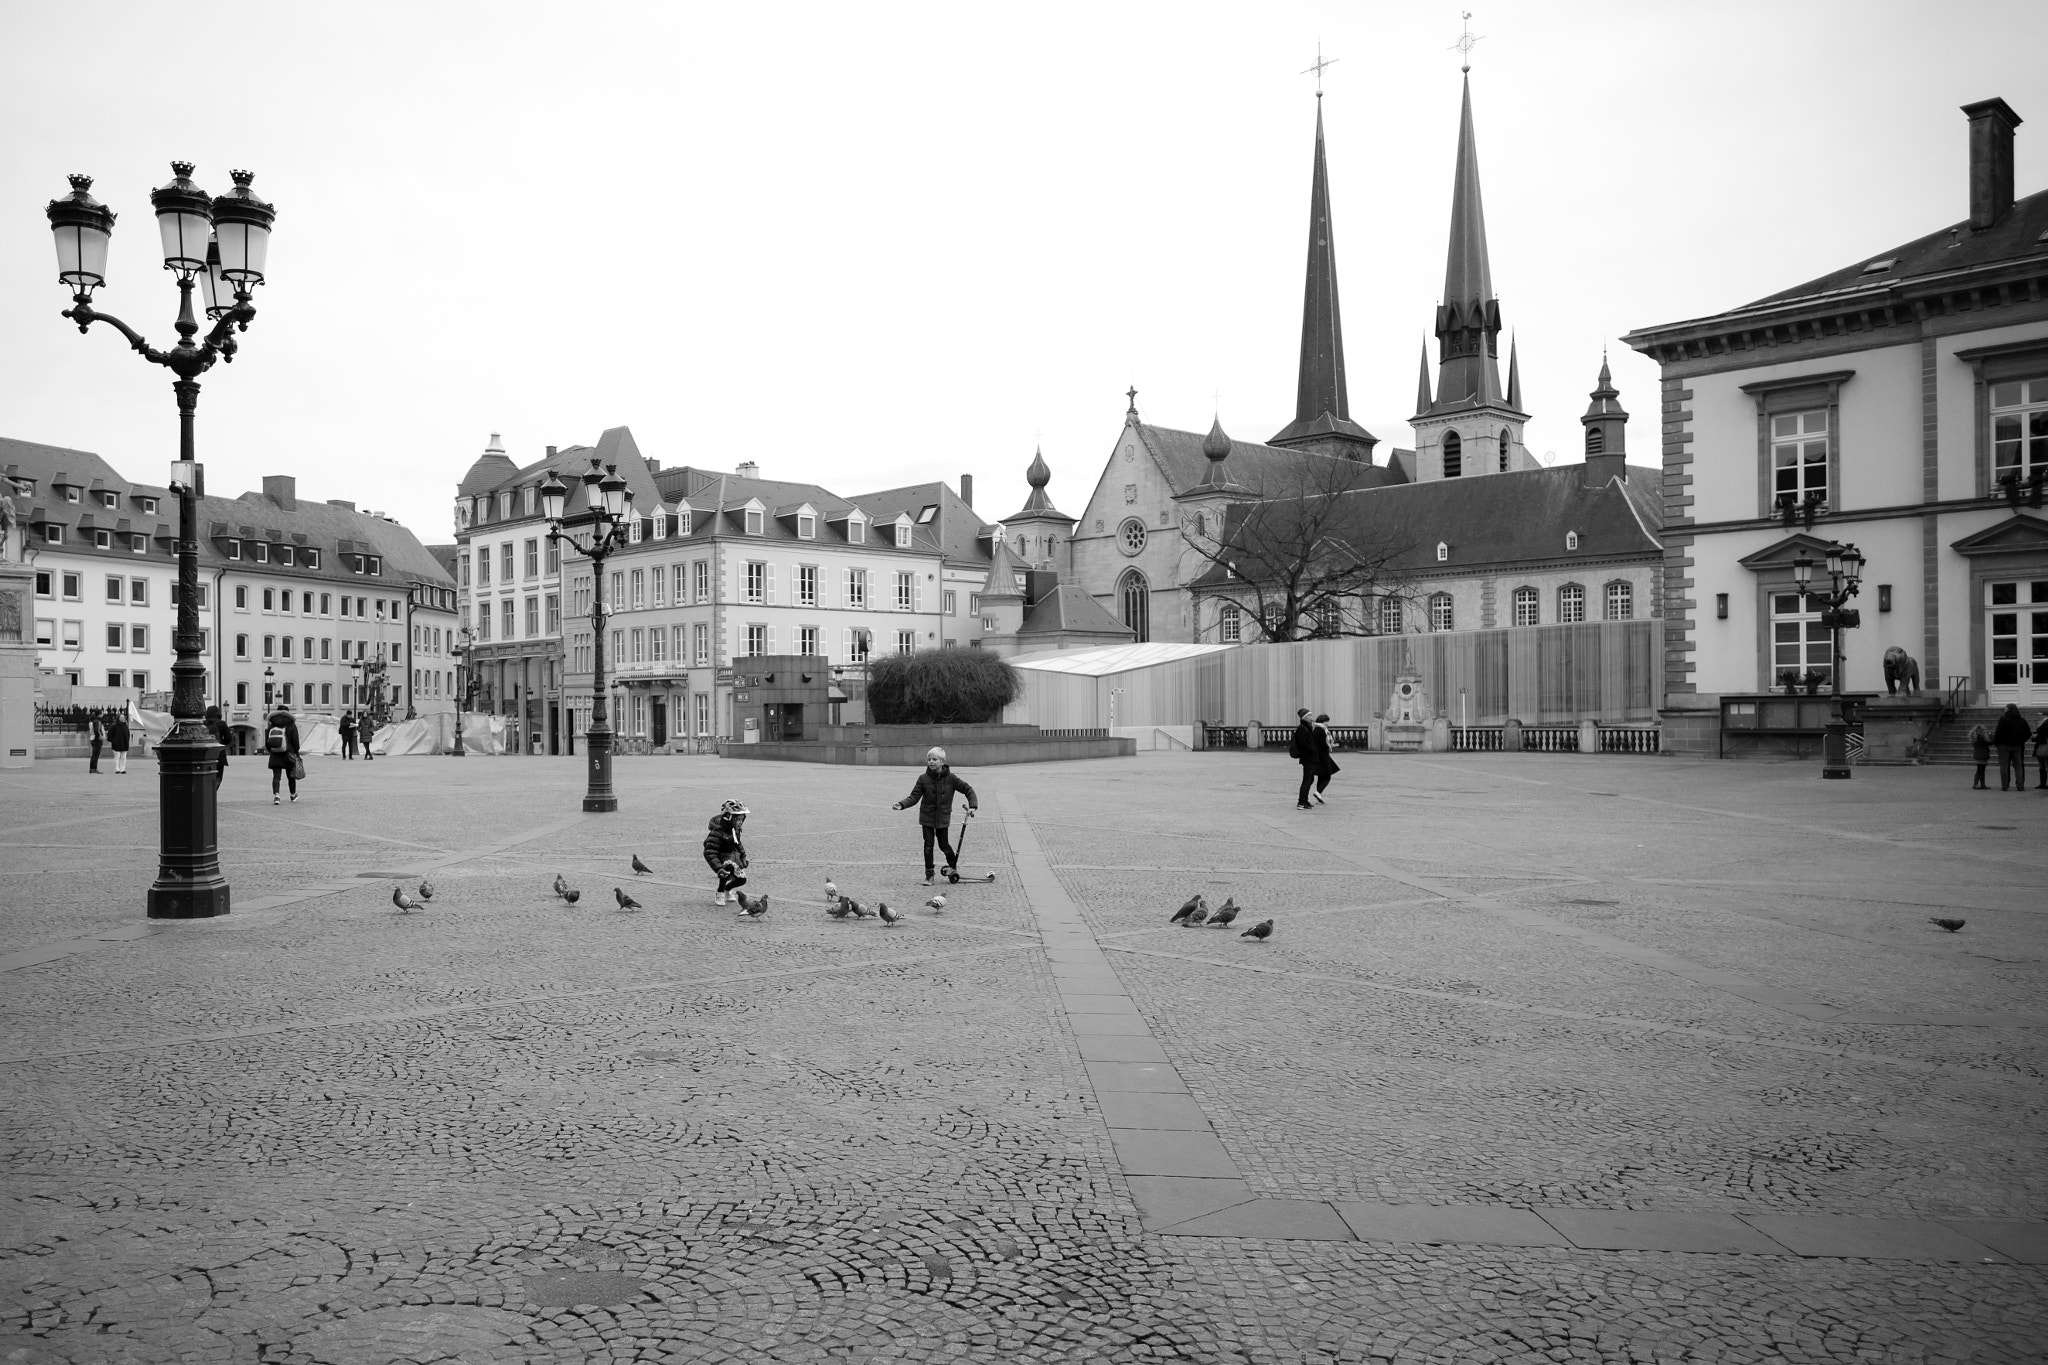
left=1715, top=593, right=1728, bottom=620
left=1878, top=584, right=1892, bottom=613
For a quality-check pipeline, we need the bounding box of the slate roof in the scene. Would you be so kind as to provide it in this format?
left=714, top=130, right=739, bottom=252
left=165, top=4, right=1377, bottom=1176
left=648, top=466, right=940, bottom=555
left=847, top=480, right=995, bottom=564
left=200, top=487, right=457, bottom=592
left=1188, top=461, right=1662, bottom=588
left=461, top=429, right=671, bottom=526
left=2, top=436, right=175, bottom=561
left=1748, top=186, right=2048, bottom=308
left=1020, top=583, right=1133, bottom=639
left=1140, top=423, right=1410, bottom=497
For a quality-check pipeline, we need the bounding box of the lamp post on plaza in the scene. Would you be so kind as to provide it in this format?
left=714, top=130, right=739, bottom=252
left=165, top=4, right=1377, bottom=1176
left=47, top=163, right=274, bottom=919
left=349, top=656, right=387, bottom=761
left=1792, top=541, right=1865, bottom=781
left=449, top=625, right=475, bottom=756
left=538, top=460, right=632, bottom=813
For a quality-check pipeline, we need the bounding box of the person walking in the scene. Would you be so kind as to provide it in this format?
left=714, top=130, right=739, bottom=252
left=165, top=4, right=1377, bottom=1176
left=107, top=711, right=131, bottom=775
left=87, top=711, right=104, bottom=774
left=339, top=711, right=358, bottom=760
left=1289, top=707, right=1324, bottom=810
left=204, top=704, right=231, bottom=792
left=1991, top=702, right=2031, bottom=791
left=1310, top=712, right=1342, bottom=803
left=1969, top=724, right=1991, bottom=790
left=265, top=706, right=302, bottom=804
left=890, top=747, right=978, bottom=885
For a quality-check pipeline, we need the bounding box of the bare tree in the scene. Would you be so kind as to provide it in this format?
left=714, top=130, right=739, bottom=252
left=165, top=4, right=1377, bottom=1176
left=1178, top=456, right=1418, bottom=642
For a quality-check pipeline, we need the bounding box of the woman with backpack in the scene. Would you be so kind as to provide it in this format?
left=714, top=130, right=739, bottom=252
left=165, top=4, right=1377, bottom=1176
left=107, top=711, right=131, bottom=775
left=266, top=707, right=302, bottom=804
left=204, top=704, right=231, bottom=792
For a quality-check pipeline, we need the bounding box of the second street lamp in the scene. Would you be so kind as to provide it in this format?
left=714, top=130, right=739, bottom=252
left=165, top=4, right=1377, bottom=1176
left=540, top=460, right=632, bottom=812
left=1793, top=541, right=1865, bottom=780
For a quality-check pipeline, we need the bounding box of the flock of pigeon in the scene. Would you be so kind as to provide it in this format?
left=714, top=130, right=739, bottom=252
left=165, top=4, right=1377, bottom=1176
left=392, top=865, right=1277, bottom=943
left=1169, top=893, right=1274, bottom=941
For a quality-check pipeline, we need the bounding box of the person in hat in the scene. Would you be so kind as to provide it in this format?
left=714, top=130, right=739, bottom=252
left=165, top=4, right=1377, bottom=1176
left=890, top=747, right=977, bottom=885
left=702, top=798, right=750, bottom=904
left=1288, top=707, right=1326, bottom=810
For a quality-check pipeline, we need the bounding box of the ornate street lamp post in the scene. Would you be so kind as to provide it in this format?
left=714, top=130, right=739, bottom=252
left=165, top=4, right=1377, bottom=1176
left=449, top=625, right=475, bottom=756
left=538, top=459, right=631, bottom=812
left=47, top=163, right=274, bottom=919
left=1792, top=541, right=1866, bottom=780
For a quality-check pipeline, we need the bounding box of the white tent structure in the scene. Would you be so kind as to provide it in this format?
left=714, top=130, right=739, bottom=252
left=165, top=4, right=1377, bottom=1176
left=1004, top=643, right=1234, bottom=747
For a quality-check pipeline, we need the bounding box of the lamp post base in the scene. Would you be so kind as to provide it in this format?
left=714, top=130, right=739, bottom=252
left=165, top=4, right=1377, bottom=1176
left=584, top=723, right=618, bottom=812
left=147, top=730, right=230, bottom=918
left=1821, top=720, right=1853, bottom=780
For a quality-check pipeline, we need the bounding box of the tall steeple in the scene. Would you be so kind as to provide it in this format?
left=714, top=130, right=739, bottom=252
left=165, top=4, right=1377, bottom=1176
left=1270, top=96, right=1378, bottom=462
left=1429, top=75, right=1508, bottom=413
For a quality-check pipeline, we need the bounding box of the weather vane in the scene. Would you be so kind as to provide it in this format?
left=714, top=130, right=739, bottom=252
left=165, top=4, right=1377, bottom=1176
left=1302, top=42, right=1338, bottom=96
left=1452, top=12, right=1482, bottom=73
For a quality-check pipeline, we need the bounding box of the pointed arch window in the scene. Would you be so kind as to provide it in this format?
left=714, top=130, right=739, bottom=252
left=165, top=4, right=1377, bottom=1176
left=1118, top=568, right=1150, bottom=643
left=1443, top=431, right=1463, bottom=478
left=1499, top=428, right=1512, bottom=472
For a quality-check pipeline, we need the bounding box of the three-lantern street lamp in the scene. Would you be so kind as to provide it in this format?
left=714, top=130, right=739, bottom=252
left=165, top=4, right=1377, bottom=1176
left=1792, top=541, right=1866, bottom=780
left=538, top=459, right=632, bottom=812
left=449, top=626, right=475, bottom=756
left=47, top=163, right=276, bottom=919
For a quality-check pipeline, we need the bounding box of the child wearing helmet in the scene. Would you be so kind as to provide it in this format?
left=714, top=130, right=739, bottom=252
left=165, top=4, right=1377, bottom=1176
left=890, top=747, right=977, bottom=885
left=703, top=799, right=750, bottom=904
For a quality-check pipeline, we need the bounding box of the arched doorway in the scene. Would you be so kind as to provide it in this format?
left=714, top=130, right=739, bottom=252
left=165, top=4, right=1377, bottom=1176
left=1119, top=569, right=1150, bottom=643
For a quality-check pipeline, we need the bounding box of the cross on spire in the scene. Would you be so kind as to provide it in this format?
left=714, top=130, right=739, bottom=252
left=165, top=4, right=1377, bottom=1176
left=1451, top=11, right=1482, bottom=72
left=1302, top=43, right=1338, bottom=96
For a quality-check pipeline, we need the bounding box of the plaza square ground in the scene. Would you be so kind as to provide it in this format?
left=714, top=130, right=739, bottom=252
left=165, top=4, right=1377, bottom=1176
left=1, top=746, right=2044, bottom=1364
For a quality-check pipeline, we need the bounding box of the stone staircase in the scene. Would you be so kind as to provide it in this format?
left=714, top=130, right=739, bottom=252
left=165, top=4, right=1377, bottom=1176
left=1921, top=707, right=2017, bottom=765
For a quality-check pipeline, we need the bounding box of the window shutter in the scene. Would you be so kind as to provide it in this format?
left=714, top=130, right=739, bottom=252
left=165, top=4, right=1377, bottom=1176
left=842, top=626, right=851, bottom=661
left=766, top=563, right=776, bottom=604
left=914, top=576, right=923, bottom=612
left=767, top=624, right=775, bottom=654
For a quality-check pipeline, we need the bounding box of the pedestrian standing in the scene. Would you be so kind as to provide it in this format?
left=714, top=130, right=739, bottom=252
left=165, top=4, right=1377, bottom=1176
left=1969, top=724, right=1991, bottom=790
left=340, top=712, right=358, bottom=760
left=1311, top=712, right=1342, bottom=802
left=87, top=711, right=104, bottom=774
left=205, top=704, right=231, bottom=792
left=2034, top=713, right=2048, bottom=792
left=107, top=711, right=131, bottom=775
left=1992, top=703, right=2031, bottom=791
left=266, top=706, right=302, bottom=804
left=1289, top=707, right=1323, bottom=810
left=890, top=747, right=977, bottom=885
left=701, top=799, right=750, bottom=905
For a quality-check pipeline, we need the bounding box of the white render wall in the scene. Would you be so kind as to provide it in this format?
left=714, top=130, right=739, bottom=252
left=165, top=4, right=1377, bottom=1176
left=29, top=551, right=177, bottom=691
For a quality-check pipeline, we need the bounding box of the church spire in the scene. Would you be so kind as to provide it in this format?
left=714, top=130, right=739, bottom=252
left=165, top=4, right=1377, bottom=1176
left=1414, top=342, right=1433, bottom=417
left=1506, top=334, right=1522, bottom=411
left=1270, top=97, right=1378, bottom=460
left=1431, top=74, right=1504, bottom=410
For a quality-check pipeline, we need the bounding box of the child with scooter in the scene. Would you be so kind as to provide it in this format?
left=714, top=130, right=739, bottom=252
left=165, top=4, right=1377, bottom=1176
left=702, top=799, right=750, bottom=904
left=890, top=748, right=978, bottom=885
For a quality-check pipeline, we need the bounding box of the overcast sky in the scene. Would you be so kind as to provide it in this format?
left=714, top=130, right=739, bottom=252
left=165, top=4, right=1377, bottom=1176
left=4, top=1, right=2044, bottom=543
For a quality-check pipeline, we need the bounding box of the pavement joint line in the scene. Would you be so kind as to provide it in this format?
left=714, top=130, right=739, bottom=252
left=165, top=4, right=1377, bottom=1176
left=1249, top=812, right=1910, bottom=1026
left=1096, top=942, right=2042, bottom=1074
left=0, top=939, right=1037, bottom=1067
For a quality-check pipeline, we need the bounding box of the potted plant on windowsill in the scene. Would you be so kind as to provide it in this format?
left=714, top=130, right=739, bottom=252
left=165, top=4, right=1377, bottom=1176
left=1801, top=669, right=1825, bottom=696
left=1778, top=669, right=1801, bottom=697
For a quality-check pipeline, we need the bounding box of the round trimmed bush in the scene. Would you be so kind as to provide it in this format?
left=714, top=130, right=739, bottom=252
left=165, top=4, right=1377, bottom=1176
left=866, top=649, right=1023, bottom=725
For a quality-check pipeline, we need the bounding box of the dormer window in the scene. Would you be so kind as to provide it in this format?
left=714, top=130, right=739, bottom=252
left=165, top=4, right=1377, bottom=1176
left=1436, top=541, right=1449, bottom=562
left=499, top=491, right=513, bottom=520
left=253, top=542, right=270, bottom=563
left=93, top=530, right=111, bottom=549
left=225, top=540, right=241, bottom=560
left=628, top=517, right=642, bottom=543
left=745, top=508, right=764, bottom=535
left=99, top=491, right=117, bottom=508
left=304, top=549, right=320, bottom=569
left=916, top=504, right=937, bottom=524
left=652, top=512, right=667, bottom=539
left=798, top=513, right=815, bottom=540
left=849, top=518, right=865, bottom=544
left=140, top=497, right=157, bottom=514
left=63, top=486, right=80, bottom=503
left=677, top=508, right=692, bottom=535
left=1565, top=531, right=1580, bottom=551
left=522, top=486, right=536, bottom=516
left=277, top=545, right=295, bottom=566
left=895, top=523, right=912, bottom=549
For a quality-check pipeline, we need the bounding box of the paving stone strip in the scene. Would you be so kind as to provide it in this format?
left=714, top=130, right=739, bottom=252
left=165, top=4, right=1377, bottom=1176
left=1000, top=794, right=2048, bottom=1265
left=1251, top=812, right=2048, bottom=1030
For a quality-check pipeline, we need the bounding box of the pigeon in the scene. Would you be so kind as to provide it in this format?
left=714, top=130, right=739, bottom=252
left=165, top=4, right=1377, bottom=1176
left=840, top=896, right=872, bottom=919
left=1240, top=919, right=1274, bottom=941
left=735, top=890, right=769, bottom=919
left=392, top=886, right=424, bottom=913
left=924, top=893, right=947, bottom=913
left=824, top=878, right=838, bottom=904
left=631, top=854, right=653, bottom=876
left=1929, top=917, right=1966, bottom=933
left=553, top=873, right=570, bottom=899
left=417, top=879, right=434, bottom=902
left=1184, top=906, right=1209, bottom=927
left=1208, top=903, right=1240, bottom=928
left=825, top=898, right=852, bottom=919
left=562, top=888, right=581, bottom=905
left=877, top=901, right=902, bottom=926
left=614, top=887, right=643, bottom=911
left=1169, top=894, right=1205, bottom=925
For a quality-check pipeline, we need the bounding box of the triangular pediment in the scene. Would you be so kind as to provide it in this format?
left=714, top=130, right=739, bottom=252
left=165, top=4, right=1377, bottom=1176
left=1736, top=532, right=1840, bottom=570
left=1951, top=513, right=2048, bottom=557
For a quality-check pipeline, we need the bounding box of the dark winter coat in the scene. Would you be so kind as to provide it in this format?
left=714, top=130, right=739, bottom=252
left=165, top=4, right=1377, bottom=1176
left=1312, top=722, right=1341, bottom=780
left=210, top=717, right=231, bottom=767
left=896, top=767, right=977, bottom=828
left=1290, top=719, right=1330, bottom=772
left=1992, top=708, right=2033, bottom=747
left=107, top=718, right=130, bottom=752
left=89, top=718, right=105, bottom=748
left=1971, top=731, right=1992, bottom=764
left=702, top=813, right=746, bottom=865
left=339, top=716, right=358, bottom=741
left=265, top=712, right=301, bottom=771
left=2035, top=718, right=2048, bottom=755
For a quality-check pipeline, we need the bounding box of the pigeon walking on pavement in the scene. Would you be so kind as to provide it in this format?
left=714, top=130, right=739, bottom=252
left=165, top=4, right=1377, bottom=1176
left=735, top=890, right=770, bottom=919
left=840, top=896, right=872, bottom=919
left=631, top=854, right=653, bottom=876
left=877, top=902, right=902, bottom=926
left=924, top=893, right=947, bottom=913
left=614, top=887, right=643, bottom=911
left=824, top=878, right=838, bottom=905
left=825, top=897, right=852, bottom=919
left=1184, top=905, right=1209, bottom=927
left=553, top=873, right=570, bottom=899
left=1169, top=894, right=1206, bottom=925
left=1240, top=919, right=1274, bottom=941
left=392, top=886, right=424, bottom=914
left=1208, top=903, right=1239, bottom=928
left=561, top=888, right=581, bottom=905
left=417, top=879, right=434, bottom=902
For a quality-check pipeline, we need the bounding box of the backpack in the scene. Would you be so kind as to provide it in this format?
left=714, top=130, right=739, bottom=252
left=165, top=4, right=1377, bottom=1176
left=1287, top=727, right=1304, bottom=760
left=267, top=725, right=287, bottom=752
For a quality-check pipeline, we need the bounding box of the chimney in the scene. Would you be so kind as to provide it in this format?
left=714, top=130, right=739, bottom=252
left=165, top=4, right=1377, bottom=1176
left=735, top=461, right=760, bottom=479
left=262, top=475, right=297, bottom=511
left=546, top=445, right=557, bottom=459
left=960, top=474, right=974, bottom=507
left=327, top=498, right=357, bottom=512
left=485, top=432, right=505, bottom=455
left=1963, top=98, right=2022, bottom=231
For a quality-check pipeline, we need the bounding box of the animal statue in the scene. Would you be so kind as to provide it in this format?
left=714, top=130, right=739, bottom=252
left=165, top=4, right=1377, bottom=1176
left=1882, top=646, right=1921, bottom=697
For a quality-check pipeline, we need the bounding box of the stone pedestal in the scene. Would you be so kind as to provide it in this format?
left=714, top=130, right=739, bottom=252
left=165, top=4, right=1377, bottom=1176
left=1384, top=675, right=1431, bottom=753
left=0, top=563, right=37, bottom=769
left=1858, top=696, right=1945, bottom=765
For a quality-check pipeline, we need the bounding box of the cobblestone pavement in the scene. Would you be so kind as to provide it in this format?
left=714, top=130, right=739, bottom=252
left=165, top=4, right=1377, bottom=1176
left=1, top=748, right=2043, bottom=1363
